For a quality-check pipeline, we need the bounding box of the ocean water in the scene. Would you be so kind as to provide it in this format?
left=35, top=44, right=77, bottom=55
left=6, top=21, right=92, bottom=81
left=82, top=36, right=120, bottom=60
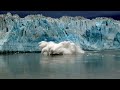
left=0, top=51, right=120, bottom=79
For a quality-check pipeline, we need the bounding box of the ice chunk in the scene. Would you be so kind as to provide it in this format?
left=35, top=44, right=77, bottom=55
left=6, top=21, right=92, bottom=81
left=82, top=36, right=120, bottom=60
left=39, top=41, right=84, bottom=55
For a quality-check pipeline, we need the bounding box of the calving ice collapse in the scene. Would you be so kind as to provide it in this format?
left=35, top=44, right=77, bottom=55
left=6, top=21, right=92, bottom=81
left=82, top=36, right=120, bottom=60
left=39, top=41, right=84, bottom=55
left=0, top=12, right=120, bottom=52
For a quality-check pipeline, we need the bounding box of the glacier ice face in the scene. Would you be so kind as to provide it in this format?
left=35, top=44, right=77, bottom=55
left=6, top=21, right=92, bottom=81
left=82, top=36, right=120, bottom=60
left=0, top=12, right=120, bottom=52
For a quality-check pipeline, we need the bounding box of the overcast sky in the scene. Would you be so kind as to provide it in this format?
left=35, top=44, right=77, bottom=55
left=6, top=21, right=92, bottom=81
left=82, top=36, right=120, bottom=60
left=0, top=11, right=120, bottom=19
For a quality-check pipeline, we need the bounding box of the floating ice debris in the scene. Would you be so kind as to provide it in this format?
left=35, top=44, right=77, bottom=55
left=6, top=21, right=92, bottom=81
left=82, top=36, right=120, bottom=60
left=0, top=12, right=120, bottom=52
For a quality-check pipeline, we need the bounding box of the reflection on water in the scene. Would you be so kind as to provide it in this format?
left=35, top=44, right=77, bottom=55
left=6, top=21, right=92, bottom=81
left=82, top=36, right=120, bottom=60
left=0, top=51, right=120, bottom=79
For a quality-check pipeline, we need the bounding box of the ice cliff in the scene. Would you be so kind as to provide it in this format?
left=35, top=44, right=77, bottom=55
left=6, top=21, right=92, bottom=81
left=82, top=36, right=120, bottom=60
left=0, top=12, right=120, bottom=52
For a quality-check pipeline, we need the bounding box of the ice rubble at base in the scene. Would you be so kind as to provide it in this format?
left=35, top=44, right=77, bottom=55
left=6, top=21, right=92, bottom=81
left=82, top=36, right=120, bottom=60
left=0, top=12, right=120, bottom=52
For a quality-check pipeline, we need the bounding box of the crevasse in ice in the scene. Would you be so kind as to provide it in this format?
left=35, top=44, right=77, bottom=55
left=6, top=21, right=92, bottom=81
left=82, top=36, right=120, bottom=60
left=0, top=12, right=120, bottom=52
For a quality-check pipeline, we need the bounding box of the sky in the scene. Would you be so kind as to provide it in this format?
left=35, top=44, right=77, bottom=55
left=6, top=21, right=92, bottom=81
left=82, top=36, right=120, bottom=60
left=0, top=11, right=120, bottom=20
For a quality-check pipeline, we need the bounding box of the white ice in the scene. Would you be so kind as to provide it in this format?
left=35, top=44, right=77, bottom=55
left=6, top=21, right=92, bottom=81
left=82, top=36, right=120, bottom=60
left=39, top=41, right=85, bottom=55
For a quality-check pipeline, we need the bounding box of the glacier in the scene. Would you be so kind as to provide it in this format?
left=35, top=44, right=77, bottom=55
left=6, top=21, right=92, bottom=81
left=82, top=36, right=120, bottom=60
left=0, top=12, right=120, bottom=52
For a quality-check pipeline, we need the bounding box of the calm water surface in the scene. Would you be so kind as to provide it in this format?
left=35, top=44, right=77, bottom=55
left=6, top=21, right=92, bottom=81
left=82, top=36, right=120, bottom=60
left=0, top=50, right=120, bottom=79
